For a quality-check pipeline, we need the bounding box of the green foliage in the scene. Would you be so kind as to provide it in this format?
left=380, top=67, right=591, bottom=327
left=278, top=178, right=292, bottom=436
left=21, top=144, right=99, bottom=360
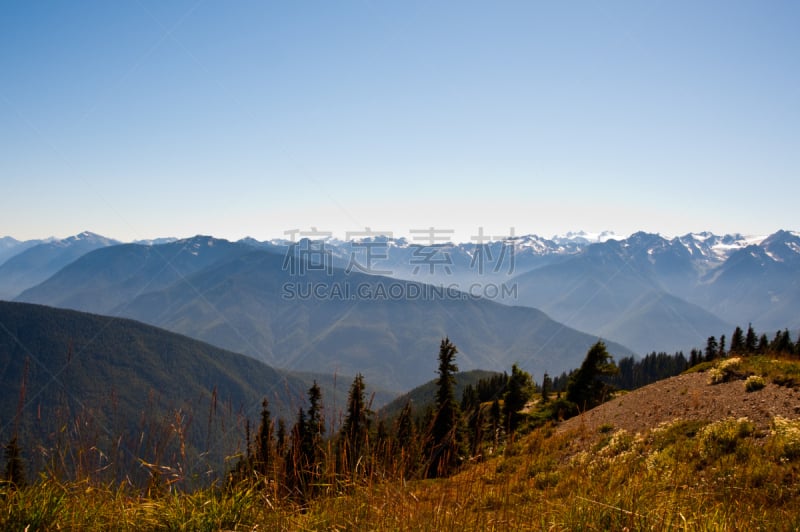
left=771, top=416, right=800, bottom=460
left=705, top=336, right=719, bottom=361
left=380, top=370, right=502, bottom=422
left=697, top=417, right=755, bottom=459
left=707, top=357, right=742, bottom=384
left=730, top=325, right=745, bottom=353
left=540, top=372, right=552, bottom=403
left=745, top=375, right=766, bottom=392
left=338, top=374, right=371, bottom=475
left=530, top=398, right=579, bottom=426
left=255, top=399, right=273, bottom=478
left=609, top=351, right=688, bottom=390
left=745, top=324, right=758, bottom=354
left=566, top=341, right=619, bottom=410
left=503, top=364, right=533, bottom=434
left=425, top=338, right=465, bottom=478
left=285, top=382, right=326, bottom=499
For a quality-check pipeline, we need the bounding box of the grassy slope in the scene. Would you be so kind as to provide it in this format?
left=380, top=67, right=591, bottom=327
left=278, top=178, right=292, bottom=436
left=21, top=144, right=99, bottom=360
left=4, top=356, right=800, bottom=529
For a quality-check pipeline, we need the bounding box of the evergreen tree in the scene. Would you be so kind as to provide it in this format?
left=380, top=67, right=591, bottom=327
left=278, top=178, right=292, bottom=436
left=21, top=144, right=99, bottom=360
left=718, top=334, right=726, bottom=358
left=426, top=337, right=464, bottom=478
left=758, top=333, right=769, bottom=353
left=285, top=383, right=325, bottom=499
left=566, top=341, right=619, bottom=410
left=745, top=323, right=757, bottom=354
left=339, top=373, right=371, bottom=475
left=503, top=364, right=533, bottom=435
left=689, top=349, right=701, bottom=367
left=609, top=352, right=688, bottom=390
left=460, top=385, right=482, bottom=455
left=553, top=371, right=571, bottom=392
left=460, top=384, right=479, bottom=413
left=303, top=381, right=325, bottom=491
left=475, top=373, right=508, bottom=403
left=541, top=372, right=552, bottom=403
left=255, top=398, right=273, bottom=478
left=705, top=336, right=719, bottom=362
left=306, top=381, right=324, bottom=441
left=776, top=329, right=793, bottom=354
left=730, top=326, right=745, bottom=354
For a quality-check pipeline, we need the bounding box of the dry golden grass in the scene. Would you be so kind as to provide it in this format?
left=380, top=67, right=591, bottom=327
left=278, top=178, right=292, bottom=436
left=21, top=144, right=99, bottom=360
left=4, top=356, right=800, bottom=530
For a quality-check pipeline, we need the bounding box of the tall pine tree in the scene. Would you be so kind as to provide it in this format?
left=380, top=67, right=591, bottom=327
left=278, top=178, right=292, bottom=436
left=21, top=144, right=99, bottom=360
left=426, top=338, right=464, bottom=478
left=745, top=324, right=758, bottom=354
left=730, top=326, right=745, bottom=354
left=339, top=373, right=371, bottom=475
left=566, top=341, right=619, bottom=410
left=255, top=398, right=273, bottom=479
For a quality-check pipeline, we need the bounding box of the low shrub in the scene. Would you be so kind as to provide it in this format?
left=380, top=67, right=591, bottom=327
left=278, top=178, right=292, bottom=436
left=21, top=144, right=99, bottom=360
left=745, top=375, right=766, bottom=392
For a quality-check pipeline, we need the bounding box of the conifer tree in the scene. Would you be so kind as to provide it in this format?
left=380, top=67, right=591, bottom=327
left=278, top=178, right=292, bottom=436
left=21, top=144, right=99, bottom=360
left=303, top=381, right=325, bottom=491
left=777, top=329, right=793, bottom=354
left=745, top=324, right=757, bottom=354
left=566, top=341, right=619, bottom=410
left=730, top=326, right=745, bottom=353
left=705, top=336, right=719, bottom=362
left=285, top=382, right=325, bottom=499
left=503, top=364, right=533, bottom=434
left=460, top=385, right=482, bottom=455
left=541, top=372, right=552, bottom=403
left=718, top=334, right=726, bottom=358
left=255, top=398, right=273, bottom=478
left=758, top=333, right=769, bottom=353
left=339, top=373, right=371, bottom=475
left=426, top=337, right=464, bottom=478
left=689, top=349, right=701, bottom=367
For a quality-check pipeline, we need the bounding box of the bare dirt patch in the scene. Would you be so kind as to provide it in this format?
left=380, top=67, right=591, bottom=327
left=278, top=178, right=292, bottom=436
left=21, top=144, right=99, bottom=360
left=558, top=371, right=800, bottom=438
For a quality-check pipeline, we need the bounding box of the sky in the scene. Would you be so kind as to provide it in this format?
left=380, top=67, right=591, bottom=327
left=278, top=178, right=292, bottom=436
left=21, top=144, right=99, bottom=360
left=1, top=1, right=798, bottom=243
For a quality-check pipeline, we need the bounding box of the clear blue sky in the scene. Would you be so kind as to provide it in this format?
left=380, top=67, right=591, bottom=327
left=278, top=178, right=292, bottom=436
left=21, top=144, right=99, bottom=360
left=1, top=1, right=798, bottom=242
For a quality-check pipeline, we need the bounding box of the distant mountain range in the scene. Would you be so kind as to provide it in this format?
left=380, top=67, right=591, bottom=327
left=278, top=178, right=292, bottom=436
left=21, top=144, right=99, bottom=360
left=3, top=229, right=798, bottom=382
left=14, top=236, right=631, bottom=391
left=0, top=232, right=118, bottom=300
left=254, top=229, right=800, bottom=353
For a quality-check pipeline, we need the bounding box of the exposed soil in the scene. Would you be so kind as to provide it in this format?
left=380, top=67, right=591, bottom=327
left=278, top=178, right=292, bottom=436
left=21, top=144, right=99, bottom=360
left=558, top=371, right=800, bottom=440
